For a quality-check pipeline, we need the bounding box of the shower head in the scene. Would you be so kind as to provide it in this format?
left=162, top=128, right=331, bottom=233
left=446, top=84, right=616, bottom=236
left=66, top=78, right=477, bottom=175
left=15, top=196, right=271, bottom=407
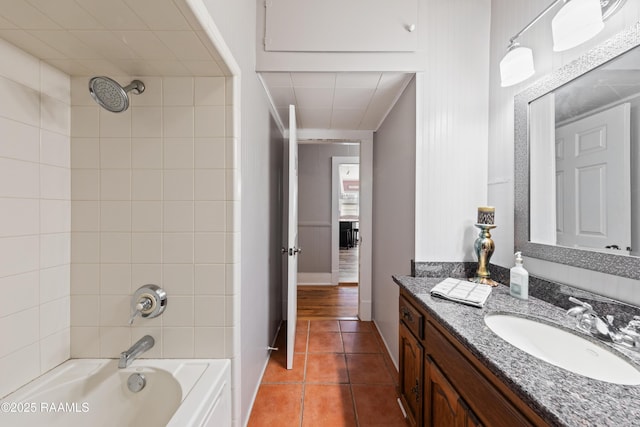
left=88, top=76, right=145, bottom=113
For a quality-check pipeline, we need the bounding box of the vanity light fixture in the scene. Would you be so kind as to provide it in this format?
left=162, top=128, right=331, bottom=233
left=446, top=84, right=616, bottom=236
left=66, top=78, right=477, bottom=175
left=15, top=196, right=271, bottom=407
left=500, top=0, right=626, bottom=87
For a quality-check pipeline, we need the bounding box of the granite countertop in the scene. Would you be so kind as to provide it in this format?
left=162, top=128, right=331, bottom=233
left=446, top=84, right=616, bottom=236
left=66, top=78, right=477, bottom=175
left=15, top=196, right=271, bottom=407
left=393, top=275, right=640, bottom=427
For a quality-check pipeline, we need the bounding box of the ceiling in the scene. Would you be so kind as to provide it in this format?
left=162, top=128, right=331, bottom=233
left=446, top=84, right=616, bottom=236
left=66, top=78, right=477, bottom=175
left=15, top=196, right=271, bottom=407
left=260, top=71, right=414, bottom=131
left=0, top=0, right=228, bottom=77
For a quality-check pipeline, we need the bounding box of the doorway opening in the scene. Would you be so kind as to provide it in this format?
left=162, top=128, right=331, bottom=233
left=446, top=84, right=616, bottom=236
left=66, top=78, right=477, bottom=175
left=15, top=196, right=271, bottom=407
left=338, top=163, right=360, bottom=285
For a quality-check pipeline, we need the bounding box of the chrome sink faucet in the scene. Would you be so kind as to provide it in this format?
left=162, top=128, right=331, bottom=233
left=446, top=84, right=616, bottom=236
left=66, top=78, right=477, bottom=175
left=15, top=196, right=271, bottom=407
left=567, top=297, right=640, bottom=351
left=119, top=335, right=154, bottom=368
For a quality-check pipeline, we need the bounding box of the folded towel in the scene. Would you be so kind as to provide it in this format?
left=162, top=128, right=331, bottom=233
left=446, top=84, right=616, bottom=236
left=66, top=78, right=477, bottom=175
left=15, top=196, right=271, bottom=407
left=430, top=277, right=492, bottom=308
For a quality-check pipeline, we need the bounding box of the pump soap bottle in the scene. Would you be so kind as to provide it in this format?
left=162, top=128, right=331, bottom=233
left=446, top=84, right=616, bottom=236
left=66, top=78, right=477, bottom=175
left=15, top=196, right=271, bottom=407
left=510, top=251, right=529, bottom=300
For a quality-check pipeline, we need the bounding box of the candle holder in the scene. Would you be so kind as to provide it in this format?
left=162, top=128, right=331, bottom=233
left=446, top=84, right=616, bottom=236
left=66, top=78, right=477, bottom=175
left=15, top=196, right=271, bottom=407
left=469, top=223, right=499, bottom=287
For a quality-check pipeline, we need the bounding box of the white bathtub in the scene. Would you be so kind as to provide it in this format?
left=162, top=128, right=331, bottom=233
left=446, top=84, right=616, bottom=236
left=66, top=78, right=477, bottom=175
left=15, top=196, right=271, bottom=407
left=0, top=359, right=231, bottom=427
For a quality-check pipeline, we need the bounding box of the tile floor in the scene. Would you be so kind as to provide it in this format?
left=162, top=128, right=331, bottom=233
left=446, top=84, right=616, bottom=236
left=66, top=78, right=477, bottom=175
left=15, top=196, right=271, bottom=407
left=248, top=320, right=408, bottom=427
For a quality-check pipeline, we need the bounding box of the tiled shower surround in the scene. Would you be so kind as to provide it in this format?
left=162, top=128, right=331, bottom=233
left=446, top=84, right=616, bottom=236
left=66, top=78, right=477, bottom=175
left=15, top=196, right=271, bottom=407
left=0, top=38, right=238, bottom=398
left=70, top=75, right=237, bottom=360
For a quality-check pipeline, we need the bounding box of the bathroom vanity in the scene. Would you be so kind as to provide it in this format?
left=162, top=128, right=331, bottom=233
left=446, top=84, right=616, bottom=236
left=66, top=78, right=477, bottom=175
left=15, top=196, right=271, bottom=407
left=395, top=275, right=640, bottom=427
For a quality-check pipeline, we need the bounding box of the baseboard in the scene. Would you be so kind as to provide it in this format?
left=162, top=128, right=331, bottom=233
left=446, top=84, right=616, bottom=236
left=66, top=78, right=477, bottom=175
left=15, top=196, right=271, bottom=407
left=359, top=299, right=372, bottom=321
left=373, top=319, right=399, bottom=371
left=297, top=272, right=333, bottom=286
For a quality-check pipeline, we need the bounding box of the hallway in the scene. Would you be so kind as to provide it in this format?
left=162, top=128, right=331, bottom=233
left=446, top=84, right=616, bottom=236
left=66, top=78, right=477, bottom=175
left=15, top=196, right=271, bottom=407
left=247, top=320, right=408, bottom=427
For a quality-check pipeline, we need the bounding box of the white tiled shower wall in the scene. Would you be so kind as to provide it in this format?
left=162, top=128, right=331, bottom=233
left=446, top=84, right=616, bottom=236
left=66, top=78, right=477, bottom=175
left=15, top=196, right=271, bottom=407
left=70, top=75, right=237, bottom=360
left=0, top=39, right=71, bottom=397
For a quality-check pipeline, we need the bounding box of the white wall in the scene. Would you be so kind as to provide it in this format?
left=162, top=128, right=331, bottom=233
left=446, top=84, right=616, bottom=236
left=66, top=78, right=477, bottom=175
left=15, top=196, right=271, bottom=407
left=0, top=40, right=71, bottom=397
left=372, top=76, right=416, bottom=367
left=489, top=0, right=640, bottom=303
left=202, top=1, right=285, bottom=425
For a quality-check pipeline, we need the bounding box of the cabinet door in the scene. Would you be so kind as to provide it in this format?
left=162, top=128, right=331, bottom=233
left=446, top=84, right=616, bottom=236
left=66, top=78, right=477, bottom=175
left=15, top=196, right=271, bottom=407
left=399, top=324, right=423, bottom=427
left=425, top=357, right=460, bottom=427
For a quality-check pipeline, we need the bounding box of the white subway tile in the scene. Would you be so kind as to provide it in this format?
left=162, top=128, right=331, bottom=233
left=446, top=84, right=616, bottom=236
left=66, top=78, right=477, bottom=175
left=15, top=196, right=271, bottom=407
left=41, top=164, right=70, bottom=200
left=162, top=264, right=194, bottom=295
left=99, top=108, right=131, bottom=138
left=132, top=169, right=161, bottom=200
left=163, top=169, right=194, bottom=201
left=0, top=307, right=38, bottom=358
left=131, top=106, right=162, bottom=137
left=131, top=201, right=161, bottom=232
left=194, top=77, right=225, bottom=106
left=71, top=77, right=95, bottom=106
left=194, top=296, right=225, bottom=327
left=0, top=158, right=38, bottom=199
left=100, top=169, right=131, bottom=200
left=40, top=233, right=70, bottom=269
left=41, top=199, right=71, bottom=234
left=131, top=233, right=162, bottom=263
left=0, top=342, right=40, bottom=397
left=131, top=138, right=162, bottom=169
left=0, top=271, right=38, bottom=318
left=195, top=106, right=225, bottom=137
left=100, top=138, right=131, bottom=169
left=226, top=232, right=239, bottom=264
left=100, top=232, right=131, bottom=264
left=71, top=106, right=99, bottom=137
left=71, top=232, right=100, bottom=264
left=0, top=77, right=40, bottom=126
left=0, top=198, right=38, bottom=237
left=163, top=327, right=194, bottom=358
left=163, top=201, right=194, bottom=232
left=41, top=95, right=70, bottom=135
left=99, top=327, right=131, bottom=358
left=71, top=263, right=99, bottom=295
left=194, top=138, right=225, bottom=169
left=195, top=201, right=225, bottom=232
left=0, top=116, right=39, bottom=162
left=71, top=169, right=100, bottom=200
left=41, top=62, right=69, bottom=103
left=99, top=295, right=130, bottom=327
left=164, top=139, right=194, bottom=169
left=163, top=77, right=193, bottom=106
left=0, top=236, right=39, bottom=278
left=71, top=201, right=100, bottom=231
left=162, top=295, right=194, bottom=327
left=100, top=201, right=131, bottom=232
left=131, top=264, right=162, bottom=292
left=99, top=264, right=131, bottom=295
left=194, top=264, right=226, bottom=295
left=0, top=39, right=40, bottom=90
left=41, top=130, right=70, bottom=167
left=39, top=263, right=69, bottom=304
left=70, top=327, right=99, bottom=358
left=194, top=233, right=225, bottom=264
left=163, top=106, right=194, bottom=138
left=162, top=233, right=193, bottom=264
left=40, top=328, right=70, bottom=373
left=40, top=296, right=70, bottom=337
left=194, top=327, right=225, bottom=358
left=71, top=137, right=99, bottom=169
left=194, top=169, right=225, bottom=201
left=226, top=138, right=238, bottom=169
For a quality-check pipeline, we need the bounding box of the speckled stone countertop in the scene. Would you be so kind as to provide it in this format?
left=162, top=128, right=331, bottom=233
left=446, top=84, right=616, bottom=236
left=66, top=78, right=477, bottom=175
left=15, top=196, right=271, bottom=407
left=394, top=275, right=640, bottom=427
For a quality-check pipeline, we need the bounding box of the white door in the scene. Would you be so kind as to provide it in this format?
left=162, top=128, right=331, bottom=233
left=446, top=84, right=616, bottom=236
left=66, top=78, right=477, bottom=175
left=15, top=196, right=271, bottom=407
left=555, top=103, right=631, bottom=253
left=286, top=105, right=299, bottom=370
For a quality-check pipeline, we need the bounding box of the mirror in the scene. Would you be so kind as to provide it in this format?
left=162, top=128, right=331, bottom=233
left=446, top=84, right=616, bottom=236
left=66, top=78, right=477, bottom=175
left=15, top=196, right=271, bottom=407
left=515, top=22, right=640, bottom=280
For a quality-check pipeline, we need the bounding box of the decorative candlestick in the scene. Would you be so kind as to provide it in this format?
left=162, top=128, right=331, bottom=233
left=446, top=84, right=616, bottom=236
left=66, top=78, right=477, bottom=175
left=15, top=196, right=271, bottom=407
left=471, top=206, right=499, bottom=287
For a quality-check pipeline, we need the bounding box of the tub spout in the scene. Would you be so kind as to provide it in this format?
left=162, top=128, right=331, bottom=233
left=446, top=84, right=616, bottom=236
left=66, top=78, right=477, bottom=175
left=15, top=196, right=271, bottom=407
left=119, top=335, right=154, bottom=369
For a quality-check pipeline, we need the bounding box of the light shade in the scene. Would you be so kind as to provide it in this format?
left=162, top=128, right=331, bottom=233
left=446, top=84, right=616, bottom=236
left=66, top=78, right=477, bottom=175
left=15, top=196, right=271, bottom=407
left=552, top=0, right=604, bottom=51
left=500, top=44, right=535, bottom=87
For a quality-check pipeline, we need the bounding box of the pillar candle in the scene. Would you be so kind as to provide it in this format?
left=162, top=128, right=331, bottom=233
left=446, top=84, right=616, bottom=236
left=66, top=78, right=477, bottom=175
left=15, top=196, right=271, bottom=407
left=477, top=206, right=495, bottom=225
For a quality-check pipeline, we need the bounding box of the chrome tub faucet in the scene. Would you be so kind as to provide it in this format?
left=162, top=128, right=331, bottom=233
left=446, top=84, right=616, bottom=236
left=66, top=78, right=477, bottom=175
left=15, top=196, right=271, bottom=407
left=119, top=335, right=154, bottom=368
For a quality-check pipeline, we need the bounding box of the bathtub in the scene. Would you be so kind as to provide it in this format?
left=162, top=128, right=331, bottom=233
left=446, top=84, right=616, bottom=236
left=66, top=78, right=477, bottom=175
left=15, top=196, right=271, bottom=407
left=0, top=359, right=231, bottom=427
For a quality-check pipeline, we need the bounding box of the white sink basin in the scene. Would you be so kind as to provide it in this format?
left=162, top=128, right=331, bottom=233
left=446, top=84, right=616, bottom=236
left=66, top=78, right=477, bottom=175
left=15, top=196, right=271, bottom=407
left=484, top=313, right=640, bottom=385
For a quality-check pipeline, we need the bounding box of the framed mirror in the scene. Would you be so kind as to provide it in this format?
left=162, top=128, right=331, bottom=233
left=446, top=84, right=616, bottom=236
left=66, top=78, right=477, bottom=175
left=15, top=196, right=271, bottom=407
left=515, top=22, right=640, bottom=280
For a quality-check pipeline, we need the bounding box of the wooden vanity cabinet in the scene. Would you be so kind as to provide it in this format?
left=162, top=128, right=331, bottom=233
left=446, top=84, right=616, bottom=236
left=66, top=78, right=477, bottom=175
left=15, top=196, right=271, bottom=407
left=399, top=290, right=548, bottom=427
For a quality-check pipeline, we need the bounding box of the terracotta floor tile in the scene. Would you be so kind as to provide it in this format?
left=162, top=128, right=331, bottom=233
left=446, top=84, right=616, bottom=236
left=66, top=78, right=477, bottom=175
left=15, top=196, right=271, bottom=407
left=306, top=353, right=348, bottom=383
left=295, top=330, right=308, bottom=353
left=340, top=320, right=374, bottom=333
left=262, top=351, right=306, bottom=383
left=302, top=384, right=356, bottom=427
left=352, top=384, right=407, bottom=426
left=310, top=319, right=341, bottom=332
left=342, top=332, right=382, bottom=353
left=308, top=331, right=344, bottom=353
left=248, top=384, right=303, bottom=427
left=346, top=354, right=394, bottom=384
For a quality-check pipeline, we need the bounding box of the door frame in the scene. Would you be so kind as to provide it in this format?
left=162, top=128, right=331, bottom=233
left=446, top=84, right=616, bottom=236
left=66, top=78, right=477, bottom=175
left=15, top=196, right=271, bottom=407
left=331, top=156, right=360, bottom=286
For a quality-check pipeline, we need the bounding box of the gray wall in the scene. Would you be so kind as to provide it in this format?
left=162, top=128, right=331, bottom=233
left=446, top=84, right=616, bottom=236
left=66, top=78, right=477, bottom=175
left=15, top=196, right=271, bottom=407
left=372, top=76, right=416, bottom=366
left=298, top=143, right=359, bottom=273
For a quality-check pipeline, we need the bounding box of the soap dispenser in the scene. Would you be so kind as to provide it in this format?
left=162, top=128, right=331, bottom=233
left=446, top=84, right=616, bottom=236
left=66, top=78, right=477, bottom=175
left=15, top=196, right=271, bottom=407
left=510, top=252, right=529, bottom=300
